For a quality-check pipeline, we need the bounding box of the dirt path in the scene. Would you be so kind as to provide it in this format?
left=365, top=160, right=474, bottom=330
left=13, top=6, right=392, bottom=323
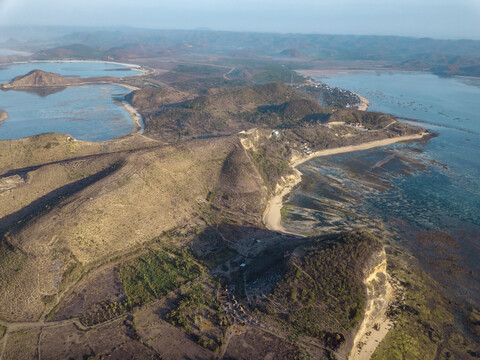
left=223, top=67, right=235, bottom=80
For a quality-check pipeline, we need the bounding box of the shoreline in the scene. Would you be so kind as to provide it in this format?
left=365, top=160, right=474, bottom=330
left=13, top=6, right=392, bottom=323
left=121, top=101, right=144, bottom=134
left=263, top=132, right=429, bottom=234
left=296, top=70, right=370, bottom=111
left=262, top=131, right=428, bottom=357
left=355, top=93, right=370, bottom=111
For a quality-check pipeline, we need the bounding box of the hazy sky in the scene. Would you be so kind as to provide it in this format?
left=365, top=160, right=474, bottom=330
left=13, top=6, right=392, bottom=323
left=1, top=0, right=479, bottom=40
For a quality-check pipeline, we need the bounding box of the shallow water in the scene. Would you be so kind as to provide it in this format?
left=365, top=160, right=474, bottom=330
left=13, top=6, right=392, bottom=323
left=0, top=84, right=133, bottom=141
left=307, top=71, right=480, bottom=230
left=285, top=71, right=480, bottom=302
left=0, top=61, right=141, bottom=141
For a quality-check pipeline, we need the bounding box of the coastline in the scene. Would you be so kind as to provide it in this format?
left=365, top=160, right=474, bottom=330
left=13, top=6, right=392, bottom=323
left=263, top=132, right=428, bottom=233
left=262, top=131, right=428, bottom=357
left=355, top=93, right=370, bottom=111
left=121, top=101, right=144, bottom=134
left=296, top=70, right=370, bottom=111
left=262, top=169, right=304, bottom=237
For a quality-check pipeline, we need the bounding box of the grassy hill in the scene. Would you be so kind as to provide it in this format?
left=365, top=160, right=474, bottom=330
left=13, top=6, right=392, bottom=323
left=129, top=82, right=328, bottom=139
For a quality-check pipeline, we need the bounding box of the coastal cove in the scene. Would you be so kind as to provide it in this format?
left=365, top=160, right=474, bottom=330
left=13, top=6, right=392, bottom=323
left=0, top=61, right=142, bottom=141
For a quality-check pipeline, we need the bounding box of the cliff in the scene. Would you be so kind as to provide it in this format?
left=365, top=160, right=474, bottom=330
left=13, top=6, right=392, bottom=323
left=1, top=70, right=80, bottom=88
left=348, top=247, right=393, bottom=360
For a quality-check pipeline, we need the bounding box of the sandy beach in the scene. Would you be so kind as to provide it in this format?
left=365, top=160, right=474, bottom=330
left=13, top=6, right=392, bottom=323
left=262, top=169, right=303, bottom=236
left=355, top=93, right=370, bottom=111
left=121, top=101, right=144, bottom=134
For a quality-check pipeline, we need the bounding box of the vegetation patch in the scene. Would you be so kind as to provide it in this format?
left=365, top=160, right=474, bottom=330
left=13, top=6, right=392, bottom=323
left=249, top=140, right=292, bottom=189
left=0, top=239, right=27, bottom=288
left=118, top=247, right=204, bottom=307
left=166, top=281, right=231, bottom=352
left=280, top=204, right=293, bottom=222
left=265, top=231, right=382, bottom=350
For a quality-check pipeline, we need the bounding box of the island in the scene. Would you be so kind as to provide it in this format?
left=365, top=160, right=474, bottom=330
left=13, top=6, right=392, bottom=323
left=0, top=110, right=8, bottom=122
left=1, top=69, right=80, bottom=88
left=0, top=69, right=122, bottom=90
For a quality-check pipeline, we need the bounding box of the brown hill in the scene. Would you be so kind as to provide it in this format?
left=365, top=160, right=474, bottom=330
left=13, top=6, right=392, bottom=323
left=129, top=82, right=328, bottom=140
left=0, top=110, right=8, bottom=121
left=1, top=69, right=80, bottom=88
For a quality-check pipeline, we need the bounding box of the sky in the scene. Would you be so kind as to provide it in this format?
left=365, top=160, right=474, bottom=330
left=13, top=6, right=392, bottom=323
left=0, top=0, right=479, bottom=40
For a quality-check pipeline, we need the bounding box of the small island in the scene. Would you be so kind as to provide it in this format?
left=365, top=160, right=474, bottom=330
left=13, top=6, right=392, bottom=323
left=0, top=69, right=121, bottom=90
left=0, top=110, right=8, bottom=122
left=1, top=69, right=80, bottom=89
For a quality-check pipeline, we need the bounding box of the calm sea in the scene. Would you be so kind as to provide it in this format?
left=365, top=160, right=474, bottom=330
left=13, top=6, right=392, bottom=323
left=286, top=71, right=480, bottom=302
left=0, top=62, right=141, bottom=141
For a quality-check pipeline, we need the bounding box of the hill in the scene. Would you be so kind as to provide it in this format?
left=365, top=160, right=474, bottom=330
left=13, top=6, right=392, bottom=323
left=128, top=82, right=329, bottom=140
left=278, top=48, right=304, bottom=58
left=31, top=43, right=104, bottom=60
left=1, top=69, right=79, bottom=88
left=0, top=110, right=8, bottom=121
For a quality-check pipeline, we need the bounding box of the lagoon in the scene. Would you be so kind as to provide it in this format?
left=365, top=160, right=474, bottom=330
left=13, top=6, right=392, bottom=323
left=0, top=61, right=141, bottom=141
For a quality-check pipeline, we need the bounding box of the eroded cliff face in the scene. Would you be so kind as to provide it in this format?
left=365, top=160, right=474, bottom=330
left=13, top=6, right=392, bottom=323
left=348, top=247, right=393, bottom=360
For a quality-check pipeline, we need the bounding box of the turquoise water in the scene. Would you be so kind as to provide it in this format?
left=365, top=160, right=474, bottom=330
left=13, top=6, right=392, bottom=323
left=0, top=61, right=141, bottom=141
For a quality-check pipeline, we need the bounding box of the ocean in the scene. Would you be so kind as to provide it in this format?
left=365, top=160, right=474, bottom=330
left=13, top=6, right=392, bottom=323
left=285, top=71, right=480, bottom=304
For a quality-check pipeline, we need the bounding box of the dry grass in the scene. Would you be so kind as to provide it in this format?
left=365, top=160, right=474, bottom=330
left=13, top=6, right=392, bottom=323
left=2, top=329, right=41, bottom=360
left=0, top=136, right=238, bottom=321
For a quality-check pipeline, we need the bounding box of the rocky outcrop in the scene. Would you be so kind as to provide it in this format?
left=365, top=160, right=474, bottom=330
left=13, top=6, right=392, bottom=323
left=1, top=70, right=80, bottom=88
left=0, top=110, right=8, bottom=121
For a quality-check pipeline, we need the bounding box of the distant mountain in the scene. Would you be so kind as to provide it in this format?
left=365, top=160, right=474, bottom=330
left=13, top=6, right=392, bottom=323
left=277, top=48, right=304, bottom=58
left=31, top=44, right=104, bottom=60
left=13, top=27, right=480, bottom=77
